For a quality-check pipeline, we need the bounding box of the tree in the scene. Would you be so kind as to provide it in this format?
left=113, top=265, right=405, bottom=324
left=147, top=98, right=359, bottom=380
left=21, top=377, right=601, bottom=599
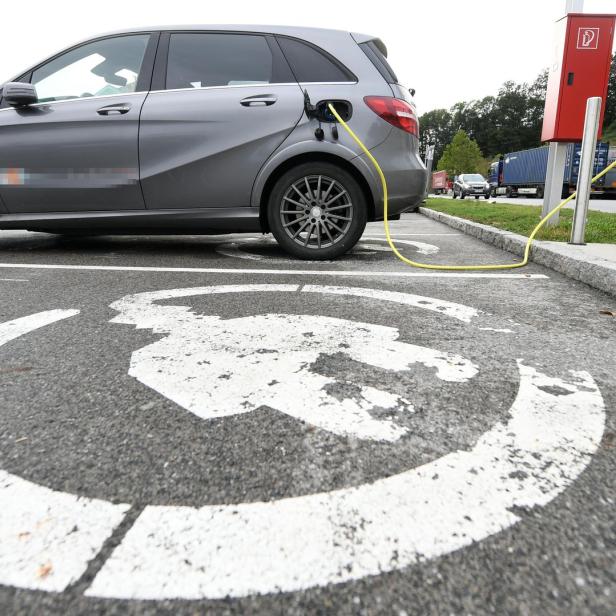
left=420, top=57, right=616, bottom=158
left=437, top=130, right=484, bottom=176
left=418, top=108, right=454, bottom=164
left=419, top=69, right=550, bottom=160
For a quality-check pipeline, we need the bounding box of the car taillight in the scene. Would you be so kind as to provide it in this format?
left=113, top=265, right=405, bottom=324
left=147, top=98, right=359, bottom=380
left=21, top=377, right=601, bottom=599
left=364, top=96, right=419, bottom=137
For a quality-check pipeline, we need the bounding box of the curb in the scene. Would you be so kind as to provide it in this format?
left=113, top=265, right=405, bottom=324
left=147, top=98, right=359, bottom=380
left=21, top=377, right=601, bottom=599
left=419, top=207, right=616, bottom=298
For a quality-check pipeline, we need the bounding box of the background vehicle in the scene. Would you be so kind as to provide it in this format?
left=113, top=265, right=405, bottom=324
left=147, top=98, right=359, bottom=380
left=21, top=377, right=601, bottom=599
left=488, top=143, right=612, bottom=199
left=431, top=170, right=448, bottom=194
left=0, top=26, right=427, bottom=260
left=452, top=173, right=490, bottom=199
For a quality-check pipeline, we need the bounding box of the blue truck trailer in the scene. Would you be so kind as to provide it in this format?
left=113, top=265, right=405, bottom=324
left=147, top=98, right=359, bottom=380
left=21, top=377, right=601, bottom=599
left=488, top=142, right=612, bottom=198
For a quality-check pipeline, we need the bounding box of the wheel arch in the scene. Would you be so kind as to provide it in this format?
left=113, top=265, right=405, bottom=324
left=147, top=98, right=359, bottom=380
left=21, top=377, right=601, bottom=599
left=255, top=151, right=377, bottom=233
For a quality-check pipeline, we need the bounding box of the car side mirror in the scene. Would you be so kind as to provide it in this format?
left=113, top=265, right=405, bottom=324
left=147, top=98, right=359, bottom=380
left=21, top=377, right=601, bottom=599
left=3, top=82, right=38, bottom=107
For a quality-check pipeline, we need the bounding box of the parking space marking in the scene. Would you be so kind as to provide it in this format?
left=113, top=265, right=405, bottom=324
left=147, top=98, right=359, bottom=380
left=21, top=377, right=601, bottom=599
left=0, top=309, right=80, bottom=346
left=96, top=286, right=600, bottom=599
left=110, top=285, right=477, bottom=442
left=0, top=278, right=29, bottom=282
left=0, top=310, right=130, bottom=592
left=0, top=263, right=549, bottom=279
left=0, top=471, right=129, bottom=592
left=2, top=288, right=600, bottom=601
left=87, top=355, right=603, bottom=599
left=363, top=233, right=461, bottom=236
left=301, top=285, right=478, bottom=322
left=215, top=236, right=440, bottom=263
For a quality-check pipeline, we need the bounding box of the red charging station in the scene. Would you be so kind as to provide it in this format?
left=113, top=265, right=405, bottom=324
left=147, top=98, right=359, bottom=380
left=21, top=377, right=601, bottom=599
left=541, top=13, right=615, bottom=142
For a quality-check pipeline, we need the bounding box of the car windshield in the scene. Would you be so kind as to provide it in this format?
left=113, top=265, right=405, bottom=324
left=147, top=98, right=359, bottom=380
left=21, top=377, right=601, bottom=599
left=462, top=174, right=485, bottom=182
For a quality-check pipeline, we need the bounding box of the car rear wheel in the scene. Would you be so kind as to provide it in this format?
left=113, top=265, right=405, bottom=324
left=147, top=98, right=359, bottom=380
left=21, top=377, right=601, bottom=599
left=267, top=162, right=367, bottom=260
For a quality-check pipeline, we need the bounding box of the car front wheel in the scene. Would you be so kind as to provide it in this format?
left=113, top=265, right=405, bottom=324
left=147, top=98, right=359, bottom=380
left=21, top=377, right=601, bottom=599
left=267, top=162, right=367, bottom=260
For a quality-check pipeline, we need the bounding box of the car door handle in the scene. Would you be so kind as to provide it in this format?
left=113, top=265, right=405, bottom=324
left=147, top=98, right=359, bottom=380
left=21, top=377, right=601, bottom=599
left=240, top=95, right=277, bottom=107
left=97, top=103, right=132, bottom=116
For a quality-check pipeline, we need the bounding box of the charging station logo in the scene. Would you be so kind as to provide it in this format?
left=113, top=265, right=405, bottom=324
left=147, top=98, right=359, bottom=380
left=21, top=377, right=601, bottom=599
left=577, top=27, right=599, bottom=50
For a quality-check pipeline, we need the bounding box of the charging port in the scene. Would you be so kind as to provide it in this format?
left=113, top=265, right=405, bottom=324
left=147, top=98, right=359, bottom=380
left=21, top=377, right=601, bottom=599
left=316, top=100, right=352, bottom=122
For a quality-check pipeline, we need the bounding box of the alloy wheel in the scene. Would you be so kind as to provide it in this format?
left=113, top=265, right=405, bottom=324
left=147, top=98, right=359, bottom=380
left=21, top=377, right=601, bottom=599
left=279, top=175, right=353, bottom=249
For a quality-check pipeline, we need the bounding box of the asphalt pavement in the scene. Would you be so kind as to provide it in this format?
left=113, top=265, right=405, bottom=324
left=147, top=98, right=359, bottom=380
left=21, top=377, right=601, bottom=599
left=0, top=214, right=615, bottom=615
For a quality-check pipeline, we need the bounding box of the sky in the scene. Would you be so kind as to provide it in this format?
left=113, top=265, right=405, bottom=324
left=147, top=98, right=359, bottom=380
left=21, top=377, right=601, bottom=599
left=0, top=0, right=614, bottom=115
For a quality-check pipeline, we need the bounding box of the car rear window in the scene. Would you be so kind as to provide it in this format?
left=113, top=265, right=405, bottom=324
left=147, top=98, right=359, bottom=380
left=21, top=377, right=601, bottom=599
left=359, top=40, right=398, bottom=84
left=276, top=36, right=355, bottom=83
left=166, top=33, right=275, bottom=89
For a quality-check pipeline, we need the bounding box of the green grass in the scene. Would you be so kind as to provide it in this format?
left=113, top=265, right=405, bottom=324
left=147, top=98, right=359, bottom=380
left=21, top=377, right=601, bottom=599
left=424, top=198, right=616, bottom=243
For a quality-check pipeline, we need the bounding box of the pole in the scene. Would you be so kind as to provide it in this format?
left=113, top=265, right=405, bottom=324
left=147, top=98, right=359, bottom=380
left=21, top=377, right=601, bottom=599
left=545, top=0, right=584, bottom=227
left=565, top=0, right=584, bottom=12
left=542, top=142, right=568, bottom=226
left=570, top=97, right=601, bottom=245
left=424, top=145, right=435, bottom=196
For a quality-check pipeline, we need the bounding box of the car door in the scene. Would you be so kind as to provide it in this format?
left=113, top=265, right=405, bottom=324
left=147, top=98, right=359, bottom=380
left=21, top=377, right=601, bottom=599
left=0, top=33, right=156, bottom=214
left=139, top=31, right=304, bottom=209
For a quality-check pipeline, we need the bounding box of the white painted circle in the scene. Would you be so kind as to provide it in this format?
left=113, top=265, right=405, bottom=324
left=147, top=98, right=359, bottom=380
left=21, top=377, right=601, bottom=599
left=215, top=237, right=439, bottom=262
left=0, top=285, right=605, bottom=601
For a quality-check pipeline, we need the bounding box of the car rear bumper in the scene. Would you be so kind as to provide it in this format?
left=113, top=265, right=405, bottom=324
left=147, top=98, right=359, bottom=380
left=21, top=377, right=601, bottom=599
left=353, top=129, right=427, bottom=220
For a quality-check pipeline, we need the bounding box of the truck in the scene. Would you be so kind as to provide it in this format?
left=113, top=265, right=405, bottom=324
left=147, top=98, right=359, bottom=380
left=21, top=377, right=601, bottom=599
left=431, top=170, right=449, bottom=194
left=488, top=142, right=612, bottom=199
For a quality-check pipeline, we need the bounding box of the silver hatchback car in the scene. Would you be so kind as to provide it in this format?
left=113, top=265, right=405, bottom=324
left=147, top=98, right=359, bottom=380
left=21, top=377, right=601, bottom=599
left=0, top=26, right=427, bottom=259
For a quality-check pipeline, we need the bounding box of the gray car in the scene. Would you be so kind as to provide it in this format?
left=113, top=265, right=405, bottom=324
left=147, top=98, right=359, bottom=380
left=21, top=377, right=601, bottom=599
left=452, top=174, right=490, bottom=200
left=0, top=26, right=426, bottom=259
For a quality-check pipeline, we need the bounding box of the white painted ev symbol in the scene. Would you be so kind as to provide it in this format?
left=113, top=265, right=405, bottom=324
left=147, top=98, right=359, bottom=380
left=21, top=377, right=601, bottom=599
left=110, top=285, right=476, bottom=442
left=0, top=285, right=606, bottom=601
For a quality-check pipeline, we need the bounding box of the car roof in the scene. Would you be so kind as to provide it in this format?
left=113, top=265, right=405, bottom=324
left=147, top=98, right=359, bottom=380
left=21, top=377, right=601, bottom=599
left=77, top=25, right=378, bottom=49
left=96, top=24, right=373, bottom=39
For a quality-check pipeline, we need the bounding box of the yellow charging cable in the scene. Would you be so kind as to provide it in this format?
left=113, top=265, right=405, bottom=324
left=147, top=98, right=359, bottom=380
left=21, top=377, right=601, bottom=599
left=328, top=103, right=616, bottom=270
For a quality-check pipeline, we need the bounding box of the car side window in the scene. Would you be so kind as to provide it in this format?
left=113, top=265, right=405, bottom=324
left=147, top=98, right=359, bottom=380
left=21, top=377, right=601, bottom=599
left=166, top=33, right=280, bottom=90
left=276, top=36, right=355, bottom=83
left=31, top=34, right=150, bottom=103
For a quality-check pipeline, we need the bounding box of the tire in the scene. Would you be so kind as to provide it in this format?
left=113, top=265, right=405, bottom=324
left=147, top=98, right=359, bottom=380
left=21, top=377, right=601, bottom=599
left=505, top=186, right=513, bottom=198
left=475, top=196, right=479, bottom=200
left=484, top=193, right=490, bottom=199
left=452, top=190, right=457, bottom=199
left=460, top=191, right=466, bottom=199
left=267, top=162, right=367, bottom=260
left=536, top=186, right=544, bottom=199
